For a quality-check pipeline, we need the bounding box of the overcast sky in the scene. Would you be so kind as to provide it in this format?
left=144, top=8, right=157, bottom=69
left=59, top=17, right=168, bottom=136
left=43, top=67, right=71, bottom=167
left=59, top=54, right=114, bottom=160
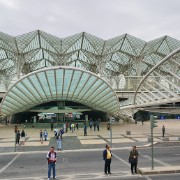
left=0, top=0, right=180, bottom=41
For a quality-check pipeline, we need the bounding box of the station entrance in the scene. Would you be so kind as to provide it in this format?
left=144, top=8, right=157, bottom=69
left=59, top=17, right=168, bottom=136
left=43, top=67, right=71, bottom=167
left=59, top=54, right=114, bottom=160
left=12, top=101, right=108, bottom=124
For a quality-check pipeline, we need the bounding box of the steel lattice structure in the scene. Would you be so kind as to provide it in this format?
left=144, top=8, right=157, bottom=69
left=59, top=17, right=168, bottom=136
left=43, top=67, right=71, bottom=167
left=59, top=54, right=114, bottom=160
left=0, top=30, right=180, bottom=91
left=120, top=48, right=180, bottom=120
left=0, top=31, right=180, bottom=120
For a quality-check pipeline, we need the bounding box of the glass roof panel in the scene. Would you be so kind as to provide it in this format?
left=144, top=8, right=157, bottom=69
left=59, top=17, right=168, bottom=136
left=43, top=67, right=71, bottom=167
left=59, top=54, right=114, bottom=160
left=22, top=77, right=42, bottom=100
left=17, top=80, right=38, bottom=102
left=55, top=69, right=64, bottom=96
left=73, top=72, right=91, bottom=97
left=1, top=66, right=120, bottom=116
left=78, top=75, right=97, bottom=99
left=83, top=79, right=103, bottom=101
left=10, top=86, right=33, bottom=104
left=63, top=69, right=73, bottom=96
left=68, top=70, right=82, bottom=97
left=46, top=70, right=56, bottom=95
left=28, top=74, right=45, bottom=98
left=37, top=72, right=51, bottom=97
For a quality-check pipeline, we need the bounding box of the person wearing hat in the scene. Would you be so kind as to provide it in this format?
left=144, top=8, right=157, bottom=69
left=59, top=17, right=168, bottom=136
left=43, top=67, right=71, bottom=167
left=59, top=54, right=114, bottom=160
left=103, top=144, right=112, bottom=174
left=129, top=146, right=139, bottom=174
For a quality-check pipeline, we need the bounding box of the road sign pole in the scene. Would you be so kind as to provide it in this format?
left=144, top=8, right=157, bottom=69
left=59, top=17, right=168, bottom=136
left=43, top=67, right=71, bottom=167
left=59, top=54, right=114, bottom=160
left=151, top=118, right=154, bottom=170
left=109, top=118, right=112, bottom=148
left=150, top=115, right=158, bottom=170
left=14, top=124, right=18, bottom=152
left=14, top=132, right=17, bottom=152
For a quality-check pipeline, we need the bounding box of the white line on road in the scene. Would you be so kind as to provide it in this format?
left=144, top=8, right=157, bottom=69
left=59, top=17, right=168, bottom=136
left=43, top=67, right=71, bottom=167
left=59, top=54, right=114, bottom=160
left=0, top=172, right=134, bottom=180
left=142, top=155, right=172, bottom=167
left=0, top=153, right=20, bottom=174
left=112, top=152, right=130, bottom=166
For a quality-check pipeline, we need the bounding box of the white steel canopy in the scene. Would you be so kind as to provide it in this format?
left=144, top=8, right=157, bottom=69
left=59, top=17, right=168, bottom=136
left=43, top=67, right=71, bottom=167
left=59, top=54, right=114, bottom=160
left=1, top=66, right=120, bottom=116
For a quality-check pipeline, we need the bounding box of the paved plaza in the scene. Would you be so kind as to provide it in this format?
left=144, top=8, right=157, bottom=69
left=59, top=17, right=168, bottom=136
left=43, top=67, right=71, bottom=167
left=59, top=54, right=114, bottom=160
left=0, top=120, right=180, bottom=179
left=0, top=120, right=180, bottom=153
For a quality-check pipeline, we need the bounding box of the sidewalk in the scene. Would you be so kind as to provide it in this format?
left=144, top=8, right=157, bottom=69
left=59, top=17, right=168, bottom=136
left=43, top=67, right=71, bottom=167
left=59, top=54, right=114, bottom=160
left=138, top=166, right=180, bottom=175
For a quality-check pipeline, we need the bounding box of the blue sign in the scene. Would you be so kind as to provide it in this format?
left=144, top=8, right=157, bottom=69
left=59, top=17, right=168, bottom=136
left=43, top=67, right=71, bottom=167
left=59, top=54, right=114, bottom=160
left=160, top=116, right=164, bottom=120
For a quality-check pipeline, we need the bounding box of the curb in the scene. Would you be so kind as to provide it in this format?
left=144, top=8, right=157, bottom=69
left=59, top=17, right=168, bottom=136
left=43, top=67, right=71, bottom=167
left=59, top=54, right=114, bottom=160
left=138, top=166, right=180, bottom=175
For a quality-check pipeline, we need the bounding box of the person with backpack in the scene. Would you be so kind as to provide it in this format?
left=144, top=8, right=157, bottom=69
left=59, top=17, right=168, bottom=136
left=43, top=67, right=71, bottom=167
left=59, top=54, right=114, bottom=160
left=54, top=127, right=58, bottom=139
left=103, top=144, right=112, bottom=175
left=60, top=128, right=64, bottom=139
left=47, top=146, right=57, bottom=180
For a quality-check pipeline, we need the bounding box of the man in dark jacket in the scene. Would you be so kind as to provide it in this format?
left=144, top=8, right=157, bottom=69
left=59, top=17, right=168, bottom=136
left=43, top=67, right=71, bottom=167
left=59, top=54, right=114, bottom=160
left=129, top=146, right=139, bottom=174
left=16, top=130, right=21, bottom=145
left=162, top=125, right=165, bottom=138
left=103, top=144, right=112, bottom=174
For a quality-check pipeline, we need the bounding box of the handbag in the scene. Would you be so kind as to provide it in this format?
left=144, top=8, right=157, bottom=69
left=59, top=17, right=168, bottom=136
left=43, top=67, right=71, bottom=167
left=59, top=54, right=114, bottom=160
left=128, top=156, right=134, bottom=163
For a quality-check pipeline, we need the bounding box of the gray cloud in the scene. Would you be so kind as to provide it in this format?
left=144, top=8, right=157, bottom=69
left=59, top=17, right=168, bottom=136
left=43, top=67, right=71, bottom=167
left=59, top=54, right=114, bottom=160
left=0, top=0, right=180, bottom=41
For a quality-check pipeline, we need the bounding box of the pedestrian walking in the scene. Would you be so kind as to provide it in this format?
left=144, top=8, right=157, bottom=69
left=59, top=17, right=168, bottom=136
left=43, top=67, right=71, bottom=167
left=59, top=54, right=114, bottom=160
left=50, top=122, right=54, bottom=131
left=141, top=118, right=144, bottom=125
left=84, top=123, right=87, bottom=136
left=76, top=122, right=79, bottom=130
left=71, top=123, right=75, bottom=132
left=47, top=146, right=57, bottom=180
left=97, top=120, right=100, bottom=131
left=129, top=146, right=139, bottom=175
left=66, top=122, right=68, bottom=132
left=54, top=127, right=58, bottom=139
left=103, top=144, right=112, bottom=174
left=69, top=122, right=72, bottom=131
left=56, top=133, right=62, bottom=151
left=93, top=121, right=96, bottom=131
left=16, top=130, right=21, bottom=145
left=162, top=125, right=165, bottom=138
left=21, top=129, right=26, bottom=144
left=89, top=120, right=92, bottom=130
left=44, top=129, right=48, bottom=141
left=107, top=122, right=110, bottom=130
left=60, top=128, right=64, bottom=139
left=40, top=129, right=43, bottom=142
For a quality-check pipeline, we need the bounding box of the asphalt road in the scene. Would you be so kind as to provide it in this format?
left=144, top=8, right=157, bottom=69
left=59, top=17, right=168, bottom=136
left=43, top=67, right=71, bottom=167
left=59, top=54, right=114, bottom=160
left=0, top=143, right=180, bottom=180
